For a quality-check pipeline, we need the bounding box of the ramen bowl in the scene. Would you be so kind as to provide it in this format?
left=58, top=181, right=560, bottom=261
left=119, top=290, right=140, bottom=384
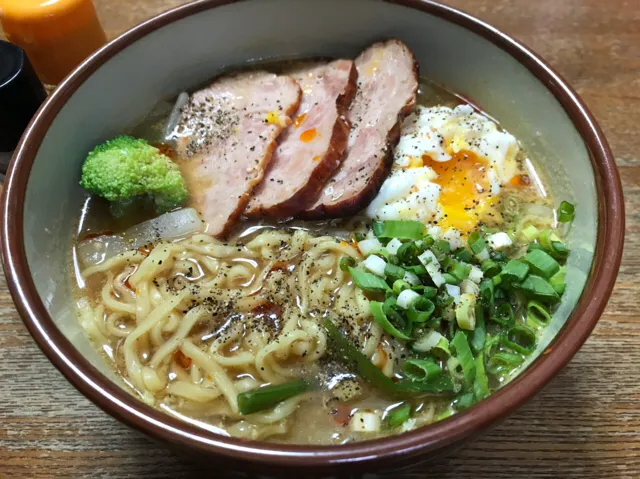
left=0, top=0, right=623, bottom=473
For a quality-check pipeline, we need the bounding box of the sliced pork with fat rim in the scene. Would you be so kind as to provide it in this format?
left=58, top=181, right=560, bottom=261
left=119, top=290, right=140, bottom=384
left=245, top=59, right=357, bottom=218
left=173, top=71, right=301, bottom=238
left=302, top=39, right=419, bottom=219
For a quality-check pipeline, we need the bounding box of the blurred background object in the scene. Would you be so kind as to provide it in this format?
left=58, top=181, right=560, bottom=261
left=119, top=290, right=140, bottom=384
left=0, top=0, right=107, bottom=87
left=0, top=40, right=46, bottom=176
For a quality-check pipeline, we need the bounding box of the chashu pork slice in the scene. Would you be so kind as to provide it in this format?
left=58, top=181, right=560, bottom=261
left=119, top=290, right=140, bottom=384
left=245, top=59, right=357, bottom=218
left=302, top=39, right=419, bottom=219
left=174, top=71, right=301, bottom=238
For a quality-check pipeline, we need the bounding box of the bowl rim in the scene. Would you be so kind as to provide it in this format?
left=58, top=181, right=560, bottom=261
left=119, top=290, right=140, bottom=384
left=0, top=0, right=624, bottom=468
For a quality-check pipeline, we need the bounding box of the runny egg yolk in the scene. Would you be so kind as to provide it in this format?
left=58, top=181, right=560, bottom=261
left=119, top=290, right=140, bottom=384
left=422, top=150, right=496, bottom=233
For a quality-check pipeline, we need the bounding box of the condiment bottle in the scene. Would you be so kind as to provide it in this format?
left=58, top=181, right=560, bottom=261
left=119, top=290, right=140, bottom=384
left=0, top=0, right=107, bottom=86
left=0, top=40, right=46, bottom=176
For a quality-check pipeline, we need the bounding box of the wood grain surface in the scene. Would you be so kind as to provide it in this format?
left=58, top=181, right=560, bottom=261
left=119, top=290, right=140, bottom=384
left=1, top=0, right=638, bottom=477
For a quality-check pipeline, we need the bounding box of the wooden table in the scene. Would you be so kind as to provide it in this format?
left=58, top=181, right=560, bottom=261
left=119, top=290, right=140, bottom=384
left=1, top=1, right=638, bottom=477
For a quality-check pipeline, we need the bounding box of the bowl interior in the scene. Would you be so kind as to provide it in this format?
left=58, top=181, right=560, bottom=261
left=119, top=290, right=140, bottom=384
left=21, top=0, right=596, bottom=432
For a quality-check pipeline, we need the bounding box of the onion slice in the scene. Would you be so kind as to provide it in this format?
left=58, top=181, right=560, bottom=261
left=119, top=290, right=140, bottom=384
left=76, top=208, right=204, bottom=267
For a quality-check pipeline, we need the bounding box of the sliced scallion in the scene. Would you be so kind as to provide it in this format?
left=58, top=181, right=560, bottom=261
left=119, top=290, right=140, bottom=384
left=501, top=260, right=529, bottom=284
left=339, top=256, right=355, bottom=272
left=523, top=249, right=560, bottom=279
left=526, top=300, right=552, bottom=328
left=370, top=301, right=412, bottom=340
left=384, top=263, right=407, bottom=283
left=373, top=220, right=426, bottom=240
left=238, top=380, right=310, bottom=415
left=516, top=274, right=560, bottom=303
left=521, top=224, right=540, bottom=242
left=473, top=352, right=489, bottom=401
left=480, top=259, right=501, bottom=278
left=386, top=403, right=411, bottom=428
left=348, top=267, right=390, bottom=293
left=451, top=331, right=476, bottom=385
left=403, top=358, right=442, bottom=382
left=486, top=352, right=524, bottom=376
left=468, top=231, right=487, bottom=255
left=479, top=279, right=495, bottom=306
left=549, top=266, right=567, bottom=295
left=454, top=248, right=474, bottom=263
left=502, top=325, right=537, bottom=355
left=470, top=306, right=486, bottom=353
left=448, top=260, right=472, bottom=281
left=455, top=392, right=476, bottom=410
left=558, top=201, right=575, bottom=223
left=489, top=302, right=515, bottom=326
left=407, top=297, right=435, bottom=323
left=397, top=241, right=420, bottom=264
left=455, top=294, right=477, bottom=330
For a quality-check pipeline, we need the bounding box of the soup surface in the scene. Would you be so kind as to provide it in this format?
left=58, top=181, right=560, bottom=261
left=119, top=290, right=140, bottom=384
left=72, top=51, right=573, bottom=444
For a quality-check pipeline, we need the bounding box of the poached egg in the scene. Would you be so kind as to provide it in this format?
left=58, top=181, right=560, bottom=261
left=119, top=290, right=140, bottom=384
left=367, top=104, right=520, bottom=234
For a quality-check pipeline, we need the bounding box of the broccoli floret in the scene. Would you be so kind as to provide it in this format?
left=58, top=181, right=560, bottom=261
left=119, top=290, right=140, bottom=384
left=80, top=135, right=188, bottom=214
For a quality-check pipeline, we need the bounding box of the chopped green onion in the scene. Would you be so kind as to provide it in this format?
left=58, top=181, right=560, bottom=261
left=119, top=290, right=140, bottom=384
left=490, top=302, right=515, bottom=326
left=433, top=336, right=452, bottom=358
left=517, top=274, right=560, bottom=303
left=384, top=263, right=406, bottom=282
left=486, top=352, right=524, bottom=376
left=435, top=239, right=451, bottom=254
left=470, top=306, right=486, bottom=353
left=373, top=220, right=426, bottom=240
left=549, top=241, right=570, bottom=260
left=397, top=241, right=420, bottom=264
left=454, top=248, right=474, bottom=263
left=238, top=380, right=310, bottom=415
left=558, top=201, right=575, bottom=223
left=324, top=318, right=399, bottom=394
left=538, top=229, right=560, bottom=250
left=480, top=259, right=501, bottom=278
left=406, top=264, right=427, bottom=276
left=392, top=375, right=455, bottom=395
left=443, top=272, right=462, bottom=285
left=339, top=257, right=355, bottom=272
left=549, top=267, right=567, bottom=295
left=455, top=293, right=477, bottom=330
left=448, top=260, right=472, bottom=281
left=483, top=334, right=502, bottom=359
left=527, top=242, right=544, bottom=253
left=479, top=279, right=495, bottom=306
left=451, top=331, right=476, bottom=385
left=521, top=224, right=540, bottom=242
left=468, top=232, right=487, bottom=255
left=403, top=358, right=442, bottom=382
left=386, top=403, right=411, bottom=428
left=392, top=279, right=411, bottom=294
left=501, top=260, right=529, bottom=284
left=502, top=325, right=537, bottom=355
left=407, top=297, right=435, bottom=323
left=455, top=392, right=476, bottom=410
left=348, top=267, right=390, bottom=293
left=526, top=300, right=552, bottom=328
left=523, top=249, right=560, bottom=279
left=412, top=285, right=438, bottom=298
left=370, top=301, right=412, bottom=340
left=324, top=319, right=453, bottom=398
left=354, top=232, right=366, bottom=242
left=473, top=352, right=489, bottom=401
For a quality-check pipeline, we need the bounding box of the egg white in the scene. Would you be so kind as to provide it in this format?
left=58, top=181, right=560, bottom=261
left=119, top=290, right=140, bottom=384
left=367, top=104, right=520, bottom=232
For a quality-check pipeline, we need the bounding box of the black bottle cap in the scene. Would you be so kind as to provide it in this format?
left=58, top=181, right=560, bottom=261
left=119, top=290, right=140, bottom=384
left=0, top=40, right=47, bottom=158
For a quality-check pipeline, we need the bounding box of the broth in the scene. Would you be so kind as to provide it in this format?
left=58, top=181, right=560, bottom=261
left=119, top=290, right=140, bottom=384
left=72, top=74, right=561, bottom=445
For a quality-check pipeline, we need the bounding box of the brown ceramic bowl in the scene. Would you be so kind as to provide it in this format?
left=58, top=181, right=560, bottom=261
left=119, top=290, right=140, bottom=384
left=0, top=0, right=624, bottom=473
